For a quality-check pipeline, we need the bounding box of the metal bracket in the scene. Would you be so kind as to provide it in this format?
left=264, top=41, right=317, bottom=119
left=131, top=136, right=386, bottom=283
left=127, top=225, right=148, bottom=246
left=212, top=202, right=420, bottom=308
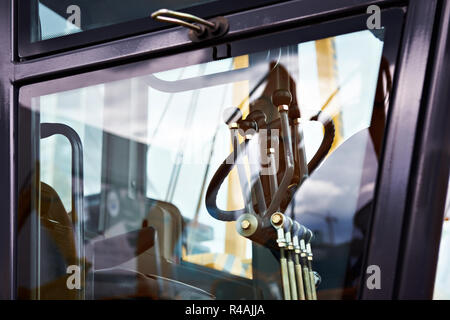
left=151, top=9, right=229, bottom=42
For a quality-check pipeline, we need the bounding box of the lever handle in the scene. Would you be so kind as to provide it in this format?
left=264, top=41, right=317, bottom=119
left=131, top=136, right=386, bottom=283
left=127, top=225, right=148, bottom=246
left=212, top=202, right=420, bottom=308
left=151, top=9, right=229, bottom=42
left=246, top=110, right=267, bottom=130
left=151, top=9, right=214, bottom=33
left=40, top=122, right=85, bottom=299
left=238, top=119, right=258, bottom=135
left=272, top=89, right=292, bottom=108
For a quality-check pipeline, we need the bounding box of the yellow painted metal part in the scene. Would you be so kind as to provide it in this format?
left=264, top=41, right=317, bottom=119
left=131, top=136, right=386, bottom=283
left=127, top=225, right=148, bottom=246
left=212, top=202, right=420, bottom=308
left=315, top=38, right=342, bottom=152
left=183, top=252, right=252, bottom=278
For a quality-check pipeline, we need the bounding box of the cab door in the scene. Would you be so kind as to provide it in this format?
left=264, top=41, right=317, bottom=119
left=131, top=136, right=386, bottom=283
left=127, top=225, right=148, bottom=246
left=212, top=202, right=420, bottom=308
left=3, top=0, right=445, bottom=300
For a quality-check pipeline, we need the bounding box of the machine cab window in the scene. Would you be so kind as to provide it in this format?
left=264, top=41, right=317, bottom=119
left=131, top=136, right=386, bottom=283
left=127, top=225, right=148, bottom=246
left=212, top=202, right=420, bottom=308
left=18, top=0, right=280, bottom=57
left=16, top=5, right=407, bottom=300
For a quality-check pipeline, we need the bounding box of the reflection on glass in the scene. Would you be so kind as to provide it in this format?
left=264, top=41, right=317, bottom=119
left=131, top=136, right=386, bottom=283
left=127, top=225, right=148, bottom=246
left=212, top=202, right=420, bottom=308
left=33, top=0, right=218, bottom=42
left=18, top=29, right=388, bottom=299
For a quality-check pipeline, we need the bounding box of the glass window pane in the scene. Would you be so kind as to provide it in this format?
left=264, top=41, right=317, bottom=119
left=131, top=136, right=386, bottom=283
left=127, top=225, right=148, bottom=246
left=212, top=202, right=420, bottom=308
left=18, top=28, right=392, bottom=300
left=433, top=176, right=450, bottom=300
left=32, top=0, right=222, bottom=42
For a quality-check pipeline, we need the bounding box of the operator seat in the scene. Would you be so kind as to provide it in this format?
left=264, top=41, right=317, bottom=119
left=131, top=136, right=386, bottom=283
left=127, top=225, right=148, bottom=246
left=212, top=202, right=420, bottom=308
left=136, top=201, right=183, bottom=277
left=17, top=182, right=79, bottom=299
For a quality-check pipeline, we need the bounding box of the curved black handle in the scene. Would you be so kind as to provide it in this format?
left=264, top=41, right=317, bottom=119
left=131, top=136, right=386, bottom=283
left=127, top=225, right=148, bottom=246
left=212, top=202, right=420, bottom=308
left=40, top=123, right=84, bottom=227
left=40, top=122, right=85, bottom=298
left=307, top=111, right=335, bottom=174
left=205, top=139, right=250, bottom=221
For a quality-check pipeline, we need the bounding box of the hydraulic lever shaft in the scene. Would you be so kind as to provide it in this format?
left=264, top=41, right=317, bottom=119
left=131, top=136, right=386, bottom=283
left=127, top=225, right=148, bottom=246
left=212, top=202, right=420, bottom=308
left=302, top=229, right=318, bottom=300
left=271, top=212, right=292, bottom=300
left=265, top=107, right=294, bottom=215
left=287, top=251, right=298, bottom=300
left=294, top=254, right=306, bottom=300
left=284, top=218, right=298, bottom=300
left=264, top=86, right=294, bottom=216
left=307, top=242, right=318, bottom=300
left=292, top=222, right=306, bottom=300
left=300, top=238, right=313, bottom=300
left=280, top=248, right=291, bottom=300
left=308, top=259, right=317, bottom=300
left=267, top=143, right=279, bottom=210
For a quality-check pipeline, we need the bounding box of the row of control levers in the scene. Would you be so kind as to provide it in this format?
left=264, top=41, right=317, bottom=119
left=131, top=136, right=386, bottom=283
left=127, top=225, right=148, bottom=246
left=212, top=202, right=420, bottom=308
left=269, top=212, right=319, bottom=300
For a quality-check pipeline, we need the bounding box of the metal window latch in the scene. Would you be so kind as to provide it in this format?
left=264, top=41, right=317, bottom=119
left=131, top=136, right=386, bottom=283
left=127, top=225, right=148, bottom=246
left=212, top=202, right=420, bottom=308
left=151, top=9, right=229, bottom=42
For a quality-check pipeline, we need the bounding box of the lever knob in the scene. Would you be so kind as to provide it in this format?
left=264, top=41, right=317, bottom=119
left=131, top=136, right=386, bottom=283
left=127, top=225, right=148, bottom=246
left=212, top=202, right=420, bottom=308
left=238, top=119, right=258, bottom=133
left=246, top=110, right=267, bottom=130
left=272, top=89, right=292, bottom=108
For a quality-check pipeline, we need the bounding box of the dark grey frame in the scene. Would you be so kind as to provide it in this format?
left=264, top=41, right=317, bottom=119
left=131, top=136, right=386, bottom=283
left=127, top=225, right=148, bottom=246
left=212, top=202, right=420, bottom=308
left=1, top=0, right=449, bottom=300
left=17, top=0, right=291, bottom=59
left=0, top=0, right=16, bottom=301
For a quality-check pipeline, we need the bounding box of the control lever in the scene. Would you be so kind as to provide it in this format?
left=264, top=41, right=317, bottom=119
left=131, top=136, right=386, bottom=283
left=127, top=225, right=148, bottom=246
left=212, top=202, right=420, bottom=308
left=245, top=110, right=269, bottom=214
left=292, top=221, right=306, bottom=300
left=305, top=229, right=318, bottom=300
left=270, top=212, right=291, bottom=300
left=264, top=90, right=295, bottom=216
left=267, top=141, right=279, bottom=208
left=284, top=216, right=298, bottom=300
left=238, top=116, right=266, bottom=215
left=299, top=228, right=313, bottom=300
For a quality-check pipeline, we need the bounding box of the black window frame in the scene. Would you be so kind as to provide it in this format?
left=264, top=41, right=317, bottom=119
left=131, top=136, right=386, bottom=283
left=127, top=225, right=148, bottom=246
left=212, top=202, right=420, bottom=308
left=18, top=0, right=291, bottom=59
left=0, top=0, right=448, bottom=300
